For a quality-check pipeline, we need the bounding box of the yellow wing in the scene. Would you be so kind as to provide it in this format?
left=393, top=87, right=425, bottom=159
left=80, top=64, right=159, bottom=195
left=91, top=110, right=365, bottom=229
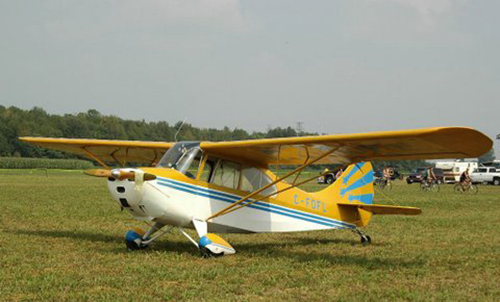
left=20, top=127, right=492, bottom=168
left=19, top=137, right=173, bottom=166
left=200, top=127, right=492, bottom=167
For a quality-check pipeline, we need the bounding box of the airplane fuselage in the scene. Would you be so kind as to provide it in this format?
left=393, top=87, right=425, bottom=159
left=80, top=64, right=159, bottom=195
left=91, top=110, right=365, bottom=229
left=107, top=164, right=375, bottom=234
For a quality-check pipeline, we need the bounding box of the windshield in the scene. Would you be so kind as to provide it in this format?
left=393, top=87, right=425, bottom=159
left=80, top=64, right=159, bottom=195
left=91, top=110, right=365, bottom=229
left=157, top=142, right=202, bottom=178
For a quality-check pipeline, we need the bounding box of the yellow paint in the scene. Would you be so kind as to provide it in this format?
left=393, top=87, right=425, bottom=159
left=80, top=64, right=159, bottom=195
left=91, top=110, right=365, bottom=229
left=132, top=227, right=146, bottom=236
left=20, top=126, right=492, bottom=229
left=142, top=162, right=381, bottom=227
left=18, top=137, right=172, bottom=165
left=205, top=233, right=234, bottom=249
left=200, top=127, right=492, bottom=167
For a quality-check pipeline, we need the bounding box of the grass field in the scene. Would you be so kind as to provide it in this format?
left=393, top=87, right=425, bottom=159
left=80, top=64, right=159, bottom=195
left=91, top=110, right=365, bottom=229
left=1, top=169, right=499, bottom=301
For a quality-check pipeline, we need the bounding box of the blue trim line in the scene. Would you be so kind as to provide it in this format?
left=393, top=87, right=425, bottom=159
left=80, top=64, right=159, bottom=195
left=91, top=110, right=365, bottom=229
left=342, top=162, right=366, bottom=185
left=157, top=178, right=354, bottom=228
left=348, top=193, right=374, bottom=204
left=340, top=170, right=374, bottom=197
left=155, top=178, right=354, bottom=229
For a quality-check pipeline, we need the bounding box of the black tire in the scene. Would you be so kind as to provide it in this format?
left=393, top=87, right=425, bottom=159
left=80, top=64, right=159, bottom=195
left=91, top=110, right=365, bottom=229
left=431, top=183, right=440, bottom=193
left=325, top=175, right=335, bottom=184
left=493, top=178, right=500, bottom=186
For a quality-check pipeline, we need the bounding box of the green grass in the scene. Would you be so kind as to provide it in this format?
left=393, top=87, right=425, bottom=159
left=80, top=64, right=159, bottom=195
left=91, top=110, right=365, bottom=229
left=1, top=170, right=499, bottom=301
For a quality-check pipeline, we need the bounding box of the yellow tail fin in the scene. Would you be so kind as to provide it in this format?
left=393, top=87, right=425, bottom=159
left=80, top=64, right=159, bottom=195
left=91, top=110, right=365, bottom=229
left=314, top=162, right=375, bottom=226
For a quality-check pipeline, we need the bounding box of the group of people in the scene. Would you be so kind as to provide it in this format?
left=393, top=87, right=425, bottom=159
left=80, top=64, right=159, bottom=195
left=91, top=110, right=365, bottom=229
left=381, top=166, right=472, bottom=189
left=326, top=165, right=473, bottom=189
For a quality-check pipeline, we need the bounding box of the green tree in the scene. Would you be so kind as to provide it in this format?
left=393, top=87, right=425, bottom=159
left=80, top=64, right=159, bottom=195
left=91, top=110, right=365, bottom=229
left=478, top=148, right=496, bottom=163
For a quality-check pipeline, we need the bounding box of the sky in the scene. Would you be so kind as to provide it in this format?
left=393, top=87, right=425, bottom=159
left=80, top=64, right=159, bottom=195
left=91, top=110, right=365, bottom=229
left=0, top=0, right=499, bottom=156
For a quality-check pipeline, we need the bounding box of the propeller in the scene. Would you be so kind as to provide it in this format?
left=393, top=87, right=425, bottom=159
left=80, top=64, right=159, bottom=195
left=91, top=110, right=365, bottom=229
left=84, top=169, right=112, bottom=178
left=84, top=169, right=156, bottom=181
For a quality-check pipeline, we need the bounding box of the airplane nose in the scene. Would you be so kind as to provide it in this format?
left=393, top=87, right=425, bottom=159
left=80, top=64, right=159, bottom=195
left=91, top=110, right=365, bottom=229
left=107, top=176, right=143, bottom=208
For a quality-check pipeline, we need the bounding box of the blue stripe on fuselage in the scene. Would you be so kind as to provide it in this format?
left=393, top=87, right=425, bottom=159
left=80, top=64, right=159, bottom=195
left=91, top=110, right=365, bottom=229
left=155, top=178, right=354, bottom=229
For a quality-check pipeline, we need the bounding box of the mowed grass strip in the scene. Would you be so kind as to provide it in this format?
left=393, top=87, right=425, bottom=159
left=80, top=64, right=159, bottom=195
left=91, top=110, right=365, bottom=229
left=1, top=170, right=499, bottom=301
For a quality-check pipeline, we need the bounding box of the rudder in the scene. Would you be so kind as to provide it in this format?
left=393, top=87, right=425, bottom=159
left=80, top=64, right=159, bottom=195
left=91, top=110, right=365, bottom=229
left=315, top=162, right=375, bottom=226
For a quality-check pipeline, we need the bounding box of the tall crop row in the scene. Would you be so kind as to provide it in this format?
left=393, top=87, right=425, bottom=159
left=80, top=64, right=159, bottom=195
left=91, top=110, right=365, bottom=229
left=0, top=157, right=95, bottom=169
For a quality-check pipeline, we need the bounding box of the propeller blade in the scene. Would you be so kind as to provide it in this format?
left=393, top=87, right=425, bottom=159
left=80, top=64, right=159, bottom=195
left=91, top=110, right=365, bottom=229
left=84, top=169, right=156, bottom=181
left=84, top=169, right=112, bottom=177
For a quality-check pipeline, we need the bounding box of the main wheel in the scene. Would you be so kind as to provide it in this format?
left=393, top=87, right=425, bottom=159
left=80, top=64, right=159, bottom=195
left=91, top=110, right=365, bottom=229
left=325, top=175, right=334, bottom=184
left=125, top=229, right=147, bottom=251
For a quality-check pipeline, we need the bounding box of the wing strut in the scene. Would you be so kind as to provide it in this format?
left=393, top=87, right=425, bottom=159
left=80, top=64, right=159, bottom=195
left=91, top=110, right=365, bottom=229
left=208, top=167, right=342, bottom=219
left=82, top=147, right=110, bottom=169
left=205, top=147, right=340, bottom=221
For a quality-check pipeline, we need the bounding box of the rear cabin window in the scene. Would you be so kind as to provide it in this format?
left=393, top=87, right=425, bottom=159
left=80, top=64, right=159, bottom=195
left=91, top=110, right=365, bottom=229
left=478, top=168, right=487, bottom=173
left=202, top=158, right=278, bottom=196
left=240, top=167, right=277, bottom=197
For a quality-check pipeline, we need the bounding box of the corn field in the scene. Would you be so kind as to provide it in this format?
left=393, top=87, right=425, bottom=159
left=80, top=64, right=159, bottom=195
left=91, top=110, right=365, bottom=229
left=0, top=157, right=94, bottom=169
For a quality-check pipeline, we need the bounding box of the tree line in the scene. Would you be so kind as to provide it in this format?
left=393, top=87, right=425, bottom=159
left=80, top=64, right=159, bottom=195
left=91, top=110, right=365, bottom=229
left=0, top=105, right=465, bottom=172
left=0, top=106, right=313, bottom=158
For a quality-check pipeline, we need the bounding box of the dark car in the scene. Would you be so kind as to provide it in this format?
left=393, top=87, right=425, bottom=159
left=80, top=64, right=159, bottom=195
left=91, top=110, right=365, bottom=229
left=406, top=167, right=444, bottom=184
left=317, top=168, right=342, bottom=184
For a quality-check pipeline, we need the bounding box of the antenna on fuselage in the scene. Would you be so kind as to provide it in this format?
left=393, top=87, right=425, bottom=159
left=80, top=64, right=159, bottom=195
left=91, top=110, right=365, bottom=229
left=174, top=118, right=187, bottom=142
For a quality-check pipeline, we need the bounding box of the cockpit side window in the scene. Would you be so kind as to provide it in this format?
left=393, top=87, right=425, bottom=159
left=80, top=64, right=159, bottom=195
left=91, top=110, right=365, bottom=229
left=156, top=142, right=202, bottom=179
left=176, top=148, right=203, bottom=179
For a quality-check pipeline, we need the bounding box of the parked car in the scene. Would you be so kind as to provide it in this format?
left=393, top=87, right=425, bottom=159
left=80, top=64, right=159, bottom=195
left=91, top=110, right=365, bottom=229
left=317, top=168, right=342, bottom=184
left=470, top=167, right=500, bottom=185
left=406, top=167, right=444, bottom=184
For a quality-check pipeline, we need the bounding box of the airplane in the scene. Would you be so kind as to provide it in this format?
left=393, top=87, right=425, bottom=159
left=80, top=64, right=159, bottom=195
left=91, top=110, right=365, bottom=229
left=19, top=127, right=492, bottom=257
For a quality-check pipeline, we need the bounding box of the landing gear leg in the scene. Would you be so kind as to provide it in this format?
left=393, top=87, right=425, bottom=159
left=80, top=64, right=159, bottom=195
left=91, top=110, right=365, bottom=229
left=352, top=228, right=371, bottom=245
left=125, top=222, right=172, bottom=251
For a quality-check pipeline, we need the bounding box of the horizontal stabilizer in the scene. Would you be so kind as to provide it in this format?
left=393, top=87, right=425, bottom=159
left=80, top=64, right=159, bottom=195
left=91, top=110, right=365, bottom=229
left=337, top=203, right=422, bottom=215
